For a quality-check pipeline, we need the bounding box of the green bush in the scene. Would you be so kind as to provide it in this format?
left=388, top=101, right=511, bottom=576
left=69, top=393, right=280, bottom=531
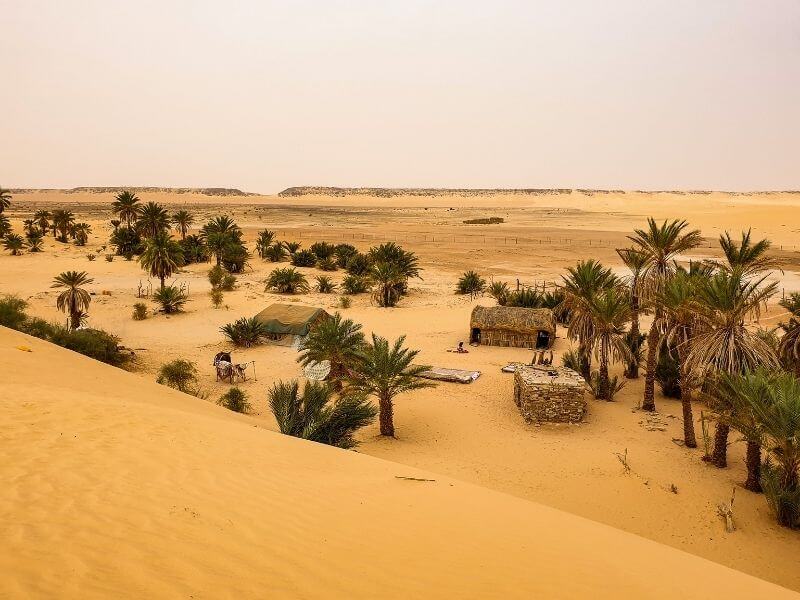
left=157, top=359, right=200, bottom=394
left=208, top=265, right=225, bottom=288
left=153, top=285, right=188, bottom=314
left=49, top=327, right=129, bottom=366
left=132, top=302, right=148, bottom=321
left=265, top=267, right=309, bottom=294
left=105, top=254, right=114, bottom=262
left=283, top=241, right=302, bottom=254
left=456, top=271, right=486, bottom=297
left=317, top=257, right=338, bottom=272
left=315, top=275, right=337, bottom=293
left=220, top=316, right=269, bottom=347
left=291, top=249, right=317, bottom=267
left=0, top=295, right=28, bottom=329
left=339, top=295, right=352, bottom=309
left=345, top=253, right=371, bottom=276
left=310, top=241, right=336, bottom=260
left=655, top=345, right=681, bottom=398
left=210, top=288, right=224, bottom=309
left=342, top=275, right=369, bottom=295
left=488, top=281, right=509, bottom=305
left=334, top=244, right=358, bottom=268
left=263, top=243, right=287, bottom=262
left=218, top=387, right=251, bottom=413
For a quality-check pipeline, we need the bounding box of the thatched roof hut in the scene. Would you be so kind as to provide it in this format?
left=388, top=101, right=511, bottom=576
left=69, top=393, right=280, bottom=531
left=470, top=306, right=556, bottom=349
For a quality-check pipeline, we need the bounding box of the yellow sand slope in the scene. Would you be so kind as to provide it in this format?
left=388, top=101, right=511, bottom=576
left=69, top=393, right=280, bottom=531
left=0, top=326, right=796, bottom=599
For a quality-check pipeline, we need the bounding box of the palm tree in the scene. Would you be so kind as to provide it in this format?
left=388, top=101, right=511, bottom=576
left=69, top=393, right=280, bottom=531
left=52, top=271, right=93, bottom=330
left=347, top=334, right=433, bottom=437
left=0, top=214, right=11, bottom=239
left=628, top=218, right=703, bottom=411
left=34, top=210, right=51, bottom=233
left=3, top=233, right=25, bottom=255
left=171, top=210, right=194, bottom=240
left=265, top=267, right=309, bottom=294
left=268, top=380, right=377, bottom=449
left=367, top=242, right=421, bottom=296
left=297, top=313, right=365, bottom=388
left=688, top=269, right=779, bottom=467
left=714, top=229, right=781, bottom=276
left=0, top=187, right=11, bottom=213
left=656, top=270, right=702, bottom=447
left=51, top=209, right=75, bottom=243
left=72, top=223, right=91, bottom=246
left=26, top=234, right=44, bottom=253
left=23, top=219, right=37, bottom=237
left=560, top=260, right=619, bottom=380
left=255, top=230, right=276, bottom=258
left=370, top=260, right=405, bottom=307
left=153, top=285, right=188, bottom=314
left=579, top=287, right=632, bottom=400
left=778, top=294, right=800, bottom=377
left=112, top=191, right=141, bottom=228
left=139, top=231, right=185, bottom=290
left=616, top=247, right=649, bottom=378
left=136, top=201, right=170, bottom=238
left=201, top=215, right=241, bottom=238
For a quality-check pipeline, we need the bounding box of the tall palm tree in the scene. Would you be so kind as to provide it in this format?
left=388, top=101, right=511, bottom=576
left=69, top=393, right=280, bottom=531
left=139, top=231, right=185, bottom=290
left=559, top=260, right=618, bottom=380
left=171, top=210, right=194, bottom=240
left=297, top=313, right=365, bottom=388
left=51, top=209, right=75, bottom=243
left=616, top=247, right=649, bottom=378
left=581, top=287, right=632, bottom=400
left=112, top=191, right=141, bottom=228
left=714, top=229, right=781, bottom=276
left=136, top=201, right=170, bottom=238
left=72, top=223, right=91, bottom=246
left=370, top=260, right=405, bottom=307
left=657, top=270, right=702, bottom=447
left=688, top=269, right=779, bottom=467
left=628, top=218, right=703, bottom=411
left=347, top=334, right=433, bottom=437
left=52, top=271, right=94, bottom=330
left=34, top=209, right=51, bottom=233
left=255, top=230, right=276, bottom=258
left=201, top=215, right=240, bottom=238
left=0, top=187, right=11, bottom=213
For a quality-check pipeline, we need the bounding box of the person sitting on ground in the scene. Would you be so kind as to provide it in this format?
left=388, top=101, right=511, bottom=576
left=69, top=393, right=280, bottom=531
left=448, top=342, right=470, bottom=353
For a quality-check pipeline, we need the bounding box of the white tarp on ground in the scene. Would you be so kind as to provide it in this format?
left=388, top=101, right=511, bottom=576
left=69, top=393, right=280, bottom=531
left=416, top=367, right=481, bottom=384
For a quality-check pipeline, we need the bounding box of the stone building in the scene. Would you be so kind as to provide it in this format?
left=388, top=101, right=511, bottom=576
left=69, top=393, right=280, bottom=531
left=513, top=365, right=587, bottom=424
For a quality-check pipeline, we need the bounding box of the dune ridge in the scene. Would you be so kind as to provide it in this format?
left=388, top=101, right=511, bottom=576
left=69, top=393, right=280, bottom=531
left=1, top=325, right=797, bottom=599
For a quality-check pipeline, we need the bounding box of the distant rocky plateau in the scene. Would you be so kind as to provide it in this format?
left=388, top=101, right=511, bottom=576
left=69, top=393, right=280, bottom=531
left=278, top=186, right=799, bottom=197
left=10, top=187, right=257, bottom=196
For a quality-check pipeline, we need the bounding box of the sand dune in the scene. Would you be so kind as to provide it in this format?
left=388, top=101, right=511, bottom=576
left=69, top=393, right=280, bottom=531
left=1, top=325, right=797, bottom=599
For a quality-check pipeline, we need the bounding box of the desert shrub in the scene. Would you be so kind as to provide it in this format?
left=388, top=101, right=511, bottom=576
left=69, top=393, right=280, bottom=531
left=153, top=285, right=188, bottom=314
left=255, top=229, right=276, bottom=258
left=263, top=243, right=287, bottom=262
left=220, top=316, right=269, bottom=347
left=762, top=462, right=800, bottom=529
left=3, top=234, right=25, bottom=255
left=87, top=254, right=96, bottom=261
left=210, top=288, right=224, bottom=309
left=506, top=288, right=544, bottom=308
left=269, top=380, right=377, bottom=448
left=317, top=257, right=338, bottom=272
left=283, top=241, right=301, bottom=254
left=315, top=275, right=337, bottom=293
left=342, top=274, right=369, bottom=295
left=49, top=327, right=129, bottom=366
left=265, top=267, right=309, bottom=294
left=180, top=235, right=209, bottom=264
left=456, top=271, right=486, bottom=297
left=18, top=316, right=57, bottom=339
left=208, top=265, right=225, bottom=288
left=561, top=349, right=582, bottom=372
left=589, top=371, right=626, bottom=401
left=345, top=252, right=370, bottom=276
left=217, top=387, right=251, bottom=413
left=463, top=216, right=504, bottom=224
left=220, top=241, right=249, bottom=273
left=334, top=244, right=358, bottom=268
left=339, top=295, right=352, bottom=309
left=26, top=235, right=44, bottom=252
left=0, top=295, right=28, bottom=329
left=310, top=241, right=336, bottom=260
left=105, top=254, right=114, bottom=262
left=157, top=359, right=200, bottom=394
left=110, top=225, right=143, bottom=256
left=655, top=345, right=681, bottom=398
left=290, top=249, right=317, bottom=267
left=132, top=302, right=148, bottom=321
left=488, top=281, right=510, bottom=305
left=220, top=273, right=236, bottom=291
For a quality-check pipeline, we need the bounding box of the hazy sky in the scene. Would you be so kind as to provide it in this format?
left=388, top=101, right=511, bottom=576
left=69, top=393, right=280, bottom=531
left=2, top=1, right=799, bottom=193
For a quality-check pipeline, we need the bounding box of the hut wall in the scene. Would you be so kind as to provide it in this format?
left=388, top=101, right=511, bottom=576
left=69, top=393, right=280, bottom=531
left=513, top=368, right=587, bottom=424
left=480, top=329, right=538, bottom=349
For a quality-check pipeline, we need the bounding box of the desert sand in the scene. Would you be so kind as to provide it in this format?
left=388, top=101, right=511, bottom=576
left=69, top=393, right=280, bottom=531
left=2, top=189, right=800, bottom=596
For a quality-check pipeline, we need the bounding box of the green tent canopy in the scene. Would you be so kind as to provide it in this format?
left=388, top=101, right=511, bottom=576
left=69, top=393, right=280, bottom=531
left=253, top=303, right=330, bottom=337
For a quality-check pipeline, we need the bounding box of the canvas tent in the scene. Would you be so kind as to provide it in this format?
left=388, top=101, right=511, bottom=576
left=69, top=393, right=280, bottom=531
left=253, top=304, right=331, bottom=347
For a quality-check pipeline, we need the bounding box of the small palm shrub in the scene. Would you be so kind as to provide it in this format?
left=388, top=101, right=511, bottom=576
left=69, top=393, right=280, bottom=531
left=0, top=295, right=28, bottom=329
left=334, top=244, right=358, bottom=268
left=345, top=253, right=371, bottom=276
left=342, top=274, right=369, bottom=295
left=655, top=345, right=681, bottom=398
left=263, top=243, right=287, bottom=262
left=210, top=288, right=224, bottom=309
left=339, top=295, right=352, bottom=309
left=3, top=234, right=24, bottom=255
left=87, top=254, right=96, bottom=261
left=208, top=265, right=225, bottom=288
left=218, top=387, right=251, bottom=413
left=26, top=235, right=44, bottom=253
left=132, top=302, right=148, bottom=320
left=310, top=241, right=336, bottom=260
left=153, top=285, right=188, bottom=314
left=221, top=273, right=236, bottom=291
left=291, top=249, right=317, bottom=267
left=157, top=359, right=200, bottom=394
left=105, top=254, right=114, bottom=262
left=317, top=257, right=338, bottom=271
left=268, top=380, right=377, bottom=448
left=488, top=281, right=510, bottom=305
left=255, top=229, right=276, bottom=258
left=589, top=371, right=626, bottom=401
left=265, top=267, right=309, bottom=294
left=506, top=288, right=544, bottom=308
left=456, top=270, right=486, bottom=298
left=283, top=241, right=301, bottom=254
left=315, top=275, right=337, bottom=293
left=220, top=316, right=269, bottom=347
left=561, top=349, right=582, bottom=372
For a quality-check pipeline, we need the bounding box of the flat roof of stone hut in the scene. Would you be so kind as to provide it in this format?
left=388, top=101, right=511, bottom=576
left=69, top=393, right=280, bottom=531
left=516, top=365, right=586, bottom=388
